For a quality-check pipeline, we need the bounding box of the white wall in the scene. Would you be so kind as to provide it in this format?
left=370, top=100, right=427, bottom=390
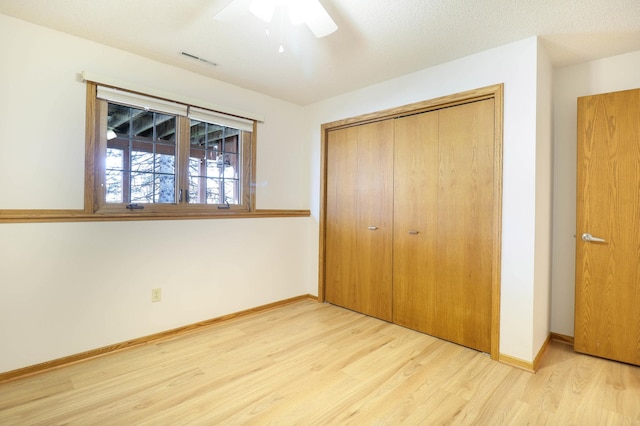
left=551, top=49, right=640, bottom=336
left=532, top=42, right=554, bottom=359
left=0, top=219, right=311, bottom=372
left=0, top=14, right=313, bottom=373
left=306, top=37, right=544, bottom=362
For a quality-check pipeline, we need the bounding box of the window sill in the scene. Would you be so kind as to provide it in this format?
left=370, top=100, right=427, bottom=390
left=0, top=209, right=311, bottom=223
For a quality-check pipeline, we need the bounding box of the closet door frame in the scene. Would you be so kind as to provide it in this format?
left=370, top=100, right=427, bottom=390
left=318, top=84, right=504, bottom=360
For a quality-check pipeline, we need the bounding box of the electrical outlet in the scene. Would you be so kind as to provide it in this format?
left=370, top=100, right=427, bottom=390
left=151, top=288, right=162, bottom=302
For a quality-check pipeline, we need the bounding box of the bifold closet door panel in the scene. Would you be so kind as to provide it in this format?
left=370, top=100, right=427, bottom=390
left=392, top=111, right=439, bottom=332
left=325, top=121, right=394, bottom=321
left=435, top=99, right=495, bottom=353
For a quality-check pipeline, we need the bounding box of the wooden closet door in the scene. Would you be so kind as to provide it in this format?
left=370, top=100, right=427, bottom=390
left=435, top=99, right=495, bottom=352
left=325, top=120, right=394, bottom=321
left=393, top=111, right=439, bottom=332
left=394, top=100, right=494, bottom=353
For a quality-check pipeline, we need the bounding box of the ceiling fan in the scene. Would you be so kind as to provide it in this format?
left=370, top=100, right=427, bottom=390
left=214, top=0, right=338, bottom=38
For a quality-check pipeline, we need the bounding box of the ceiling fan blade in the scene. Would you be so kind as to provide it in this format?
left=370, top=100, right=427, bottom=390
left=249, top=0, right=277, bottom=22
left=213, top=0, right=337, bottom=38
left=304, top=0, right=338, bottom=38
left=213, top=0, right=251, bottom=21
left=212, top=0, right=236, bottom=19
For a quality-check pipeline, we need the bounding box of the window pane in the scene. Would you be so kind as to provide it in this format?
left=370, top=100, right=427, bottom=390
left=130, top=172, right=155, bottom=203
left=223, top=179, right=239, bottom=204
left=155, top=175, right=176, bottom=203
left=106, top=103, right=177, bottom=204
left=131, top=150, right=154, bottom=173
left=106, top=148, right=123, bottom=203
left=188, top=119, right=241, bottom=204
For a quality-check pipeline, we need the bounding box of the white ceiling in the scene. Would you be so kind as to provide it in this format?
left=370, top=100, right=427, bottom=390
left=1, top=0, right=639, bottom=105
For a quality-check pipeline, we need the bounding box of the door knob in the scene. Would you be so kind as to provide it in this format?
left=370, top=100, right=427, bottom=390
left=582, top=233, right=606, bottom=243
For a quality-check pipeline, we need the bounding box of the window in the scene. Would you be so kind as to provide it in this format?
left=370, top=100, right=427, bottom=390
left=105, top=104, right=178, bottom=204
left=89, top=84, right=255, bottom=215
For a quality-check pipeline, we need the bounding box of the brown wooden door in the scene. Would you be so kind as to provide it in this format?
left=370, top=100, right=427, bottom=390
left=575, top=89, right=640, bottom=366
left=436, top=100, right=495, bottom=353
left=393, top=100, right=495, bottom=353
left=393, top=100, right=495, bottom=352
left=393, top=111, right=440, bottom=332
left=325, top=120, right=394, bottom=321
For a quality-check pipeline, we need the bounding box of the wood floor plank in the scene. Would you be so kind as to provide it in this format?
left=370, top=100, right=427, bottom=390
left=1, top=299, right=640, bottom=425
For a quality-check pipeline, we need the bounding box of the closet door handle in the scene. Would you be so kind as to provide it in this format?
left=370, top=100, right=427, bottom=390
left=408, top=230, right=419, bottom=235
left=367, top=226, right=378, bottom=230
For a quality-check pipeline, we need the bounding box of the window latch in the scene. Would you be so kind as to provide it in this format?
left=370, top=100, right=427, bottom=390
left=126, top=203, right=144, bottom=210
left=218, top=199, right=230, bottom=210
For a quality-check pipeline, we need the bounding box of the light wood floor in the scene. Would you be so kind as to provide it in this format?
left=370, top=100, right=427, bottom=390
left=1, top=299, right=640, bottom=425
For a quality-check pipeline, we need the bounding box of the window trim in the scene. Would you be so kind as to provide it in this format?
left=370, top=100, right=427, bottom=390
left=82, top=71, right=264, bottom=123
left=85, top=82, right=258, bottom=217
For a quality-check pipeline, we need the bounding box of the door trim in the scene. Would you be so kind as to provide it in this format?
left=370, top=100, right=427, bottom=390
left=318, top=84, right=504, bottom=360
